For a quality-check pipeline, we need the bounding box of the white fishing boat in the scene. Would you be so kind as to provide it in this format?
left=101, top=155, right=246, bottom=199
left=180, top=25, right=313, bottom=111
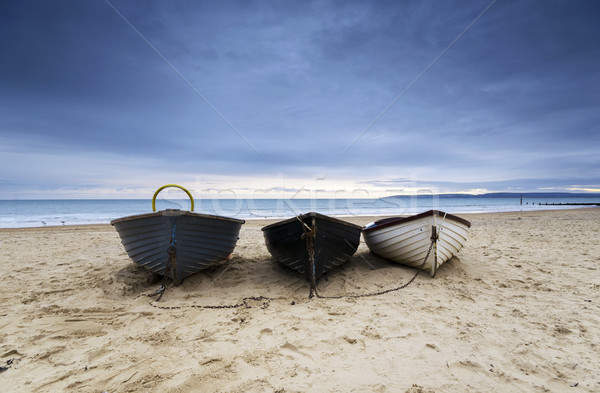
left=362, top=210, right=471, bottom=277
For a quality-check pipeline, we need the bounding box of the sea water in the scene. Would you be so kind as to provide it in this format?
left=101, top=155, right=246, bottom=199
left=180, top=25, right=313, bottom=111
left=0, top=195, right=598, bottom=228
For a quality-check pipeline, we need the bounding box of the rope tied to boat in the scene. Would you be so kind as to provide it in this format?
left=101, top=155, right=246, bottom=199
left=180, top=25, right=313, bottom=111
left=296, top=215, right=313, bottom=232
left=298, top=216, right=319, bottom=298
left=138, top=224, right=178, bottom=301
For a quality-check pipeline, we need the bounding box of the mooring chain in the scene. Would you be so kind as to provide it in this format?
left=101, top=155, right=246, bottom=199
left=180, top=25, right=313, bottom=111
left=133, top=254, right=272, bottom=309
left=303, top=223, right=436, bottom=299
left=147, top=295, right=272, bottom=310
left=134, top=285, right=166, bottom=300
left=133, top=279, right=272, bottom=310
left=311, top=239, right=434, bottom=299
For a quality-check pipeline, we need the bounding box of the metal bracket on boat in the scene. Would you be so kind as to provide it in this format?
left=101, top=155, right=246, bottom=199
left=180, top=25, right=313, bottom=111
left=152, top=184, right=195, bottom=212
left=167, top=223, right=179, bottom=285
left=167, top=245, right=177, bottom=284
left=430, top=225, right=438, bottom=278
left=429, top=211, right=447, bottom=278
left=430, top=225, right=439, bottom=241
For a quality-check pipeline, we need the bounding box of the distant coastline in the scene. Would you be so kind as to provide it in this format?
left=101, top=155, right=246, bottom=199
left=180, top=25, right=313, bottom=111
left=3, top=192, right=600, bottom=202
left=385, top=192, right=600, bottom=199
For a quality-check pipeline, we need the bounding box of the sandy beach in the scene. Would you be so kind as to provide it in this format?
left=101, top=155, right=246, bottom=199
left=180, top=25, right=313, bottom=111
left=0, top=208, right=598, bottom=392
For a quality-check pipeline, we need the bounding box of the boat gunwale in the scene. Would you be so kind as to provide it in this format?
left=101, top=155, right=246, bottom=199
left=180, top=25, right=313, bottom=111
left=261, top=212, right=362, bottom=231
left=110, top=209, right=245, bottom=225
left=362, top=210, right=471, bottom=232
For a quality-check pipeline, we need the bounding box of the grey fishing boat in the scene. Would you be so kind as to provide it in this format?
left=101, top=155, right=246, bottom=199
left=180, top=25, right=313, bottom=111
left=111, top=184, right=244, bottom=285
left=262, top=212, right=362, bottom=284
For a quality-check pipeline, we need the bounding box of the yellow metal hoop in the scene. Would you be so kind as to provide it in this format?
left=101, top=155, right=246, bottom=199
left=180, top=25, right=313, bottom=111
left=152, top=184, right=195, bottom=212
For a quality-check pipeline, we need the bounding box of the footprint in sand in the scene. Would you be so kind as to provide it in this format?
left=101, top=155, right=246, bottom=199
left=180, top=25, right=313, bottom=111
left=258, top=328, right=278, bottom=346
left=280, top=342, right=313, bottom=361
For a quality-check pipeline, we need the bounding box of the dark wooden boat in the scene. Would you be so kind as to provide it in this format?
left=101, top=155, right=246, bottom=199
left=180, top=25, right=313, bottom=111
left=262, top=212, right=362, bottom=284
left=111, top=184, right=244, bottom=285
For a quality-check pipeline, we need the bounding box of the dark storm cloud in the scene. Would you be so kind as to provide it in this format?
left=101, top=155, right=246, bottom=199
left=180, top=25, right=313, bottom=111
left=1, top=0, right=599, bottom=196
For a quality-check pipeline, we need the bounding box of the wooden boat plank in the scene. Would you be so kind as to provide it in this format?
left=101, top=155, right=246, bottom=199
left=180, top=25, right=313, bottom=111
left=437, top=245, right=453, bottom=263
left=134, top=250, right=167, bottom=266
left=437, top=239, right=459, bottom=258
left=391, top=243, right=433, bottom=263
left=370, top=230, right=430, bottom=256
left=127, top=244, right=168, bottom=264
left=177, top=232, right=241, bottom=249
left=440, top=230, right=467, bottom=249
left=177, top=233, right=239, bottom=252
left=438, top=231, right=463, bottom=253
left=366, top=218, right=431, bottom=239
left=122, top=235, right=171, bottom=255
left=139, top=258, right=168, bottom=273
left=439, top=221, right=469, bottom=241
left=366, top=224, right=428, bottom=246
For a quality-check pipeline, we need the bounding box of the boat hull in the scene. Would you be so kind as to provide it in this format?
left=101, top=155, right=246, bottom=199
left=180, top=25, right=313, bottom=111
left=111, top=209, right=244, bottom=284
left=262, top=212, right=362, bottom=281
left=362, top=210, right=471, bottom=276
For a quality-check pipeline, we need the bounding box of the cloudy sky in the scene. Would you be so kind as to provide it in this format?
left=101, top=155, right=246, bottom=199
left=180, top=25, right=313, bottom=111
left=1, top=0, right=599, bottom=199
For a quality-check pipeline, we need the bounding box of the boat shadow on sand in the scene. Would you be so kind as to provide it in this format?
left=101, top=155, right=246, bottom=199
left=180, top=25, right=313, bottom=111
left=310, top=251, right=466, bottom=296
left=104, top=250, right=466, bottom=301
